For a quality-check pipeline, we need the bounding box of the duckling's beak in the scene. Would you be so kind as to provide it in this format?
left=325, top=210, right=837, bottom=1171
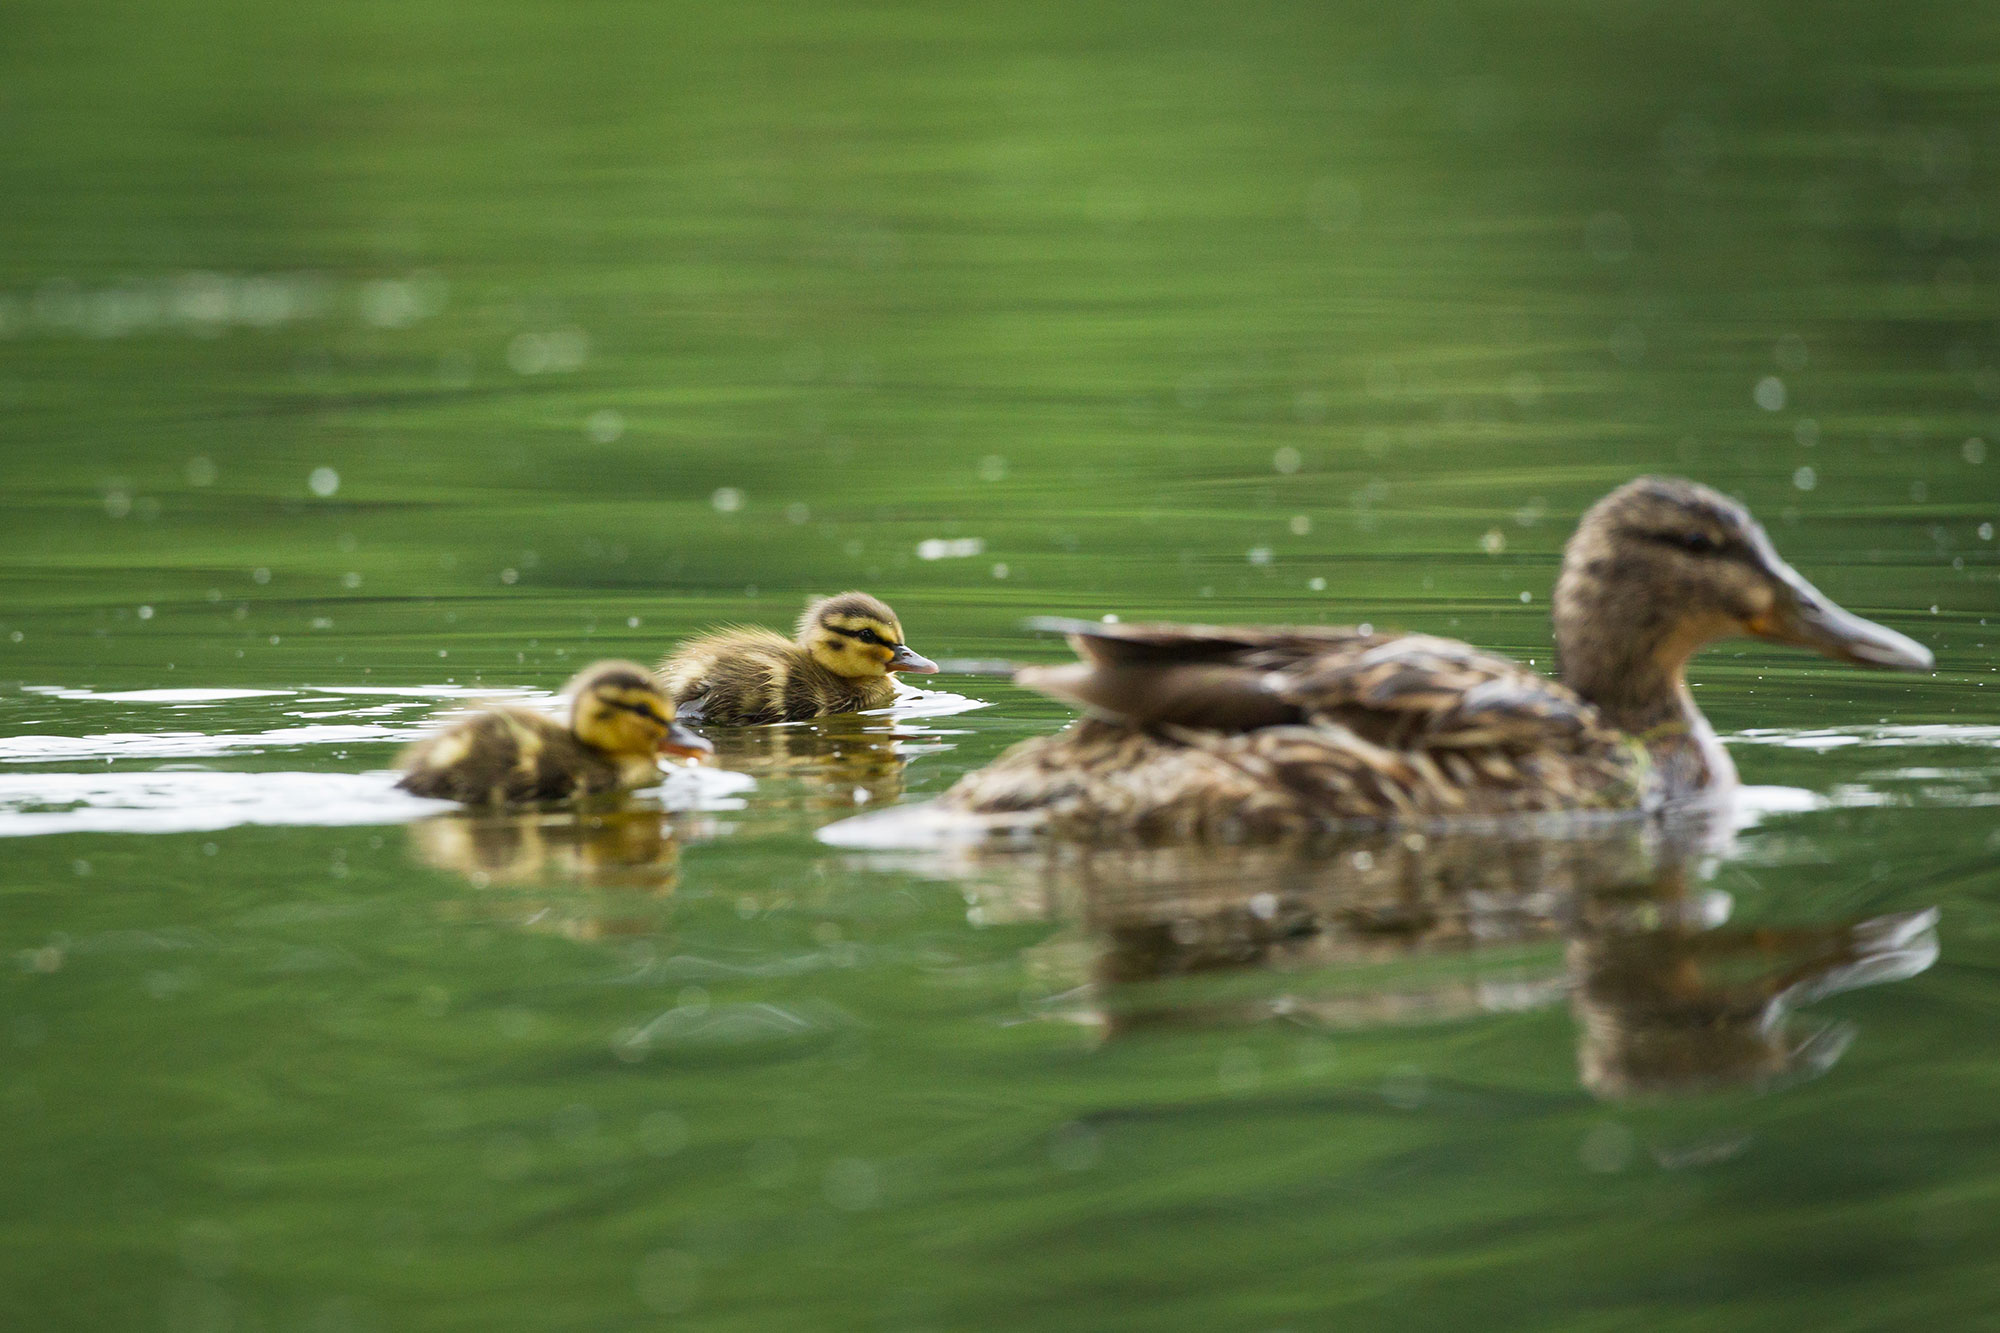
left=887, top=643, right=939, bottom=674
left=658, top=721, right=714, bottom=761
left=1746, top=551, right=1934, bottom=672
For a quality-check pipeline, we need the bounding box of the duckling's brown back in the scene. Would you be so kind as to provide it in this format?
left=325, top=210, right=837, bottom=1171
left=396, top=707, right=616, bottom=805
left=657, top=627, right=890, bottom=724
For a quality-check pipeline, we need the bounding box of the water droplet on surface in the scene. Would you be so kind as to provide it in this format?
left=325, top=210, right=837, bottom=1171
left=1217, top=1047, right=1261, bottom=1093
left=1480, top=529, right=1506, bottom=555
left=1381, top=1065, right=1428, bottom=1109
left=1579, top=1121, right=1637, bottom=1173
left=635, top=1249, right=701, bottom=1314
left=184, top=456, right=217, bottom=487
left=1048, top=1121, right=1102, bottom=1172
left=1289, top=514, right=1311, bottom=536
left=1963, top=437, right=1986, bottom=465
left=917, top=537, right=985, bottom=560
left=1608, top=323, right=1646, bottom=364
left=1754, top=377, right=1787, bottom=412
left=823, top=1157, right=881, bottom=1211
left=1793, top=466, right=1817, bottom=491
left=308, top=467, right=340, bottom=498
left=1584, top=211, right=1633, bottom=263
left=637, top=1110, right=688, bottom=1157
left=1247, top=547, right=1273, bottom=566
left=1271, top=446, right=1302, bottom=475
left=710, top=487, right=744, bottom=514
left=585, top=409, right=625, bottom=444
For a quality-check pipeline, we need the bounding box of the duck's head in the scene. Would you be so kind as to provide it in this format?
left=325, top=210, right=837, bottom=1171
left=567, top=660, right=712, bottom=761
left=797, top=592, right=938, bottom=680
left=1553, top=477, right=1931, bottom=712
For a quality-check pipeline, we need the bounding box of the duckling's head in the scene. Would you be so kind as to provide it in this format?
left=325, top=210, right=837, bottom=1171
left=567, top=661, right=712, bottom=761
left=797, top=592, right=938, bottom=680
left=1553, top=477, right=1931, bottom=714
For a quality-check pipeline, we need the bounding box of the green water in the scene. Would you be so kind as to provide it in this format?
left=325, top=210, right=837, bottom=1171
left=4, top=0, right=2000, bottom=1327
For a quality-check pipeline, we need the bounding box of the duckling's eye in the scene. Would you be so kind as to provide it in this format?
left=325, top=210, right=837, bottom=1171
left=854, top=627, right=887, bottom=647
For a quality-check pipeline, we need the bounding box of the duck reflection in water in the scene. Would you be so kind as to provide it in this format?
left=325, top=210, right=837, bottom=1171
left=901, top=817, right=1937, bottom=1100
left=409, top=807, right=719, bottom=938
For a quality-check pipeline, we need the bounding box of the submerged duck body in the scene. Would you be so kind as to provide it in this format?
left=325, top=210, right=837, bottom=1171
left=658, top=592, right=937, bottom=725
left=937, top=478, right=1932, bottom=841
left=397, top=661, right=711, bottom=806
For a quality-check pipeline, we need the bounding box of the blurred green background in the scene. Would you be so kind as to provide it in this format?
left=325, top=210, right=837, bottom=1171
left=2, top=1, right=1997, bottom=1329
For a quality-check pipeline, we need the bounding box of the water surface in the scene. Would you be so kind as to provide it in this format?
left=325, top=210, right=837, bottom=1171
left=3, top=1, right=1998, bottom=1328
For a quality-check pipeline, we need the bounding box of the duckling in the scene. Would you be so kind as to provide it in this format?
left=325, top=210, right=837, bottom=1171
left=657, top=591, right=938, bottom=725
left=397, top=660, right=711, bottom=806
left=935, top=477, right=1932, bottom=840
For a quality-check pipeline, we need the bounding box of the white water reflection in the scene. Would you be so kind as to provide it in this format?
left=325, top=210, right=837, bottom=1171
left=0, top=766, right=754, bottom=837
left=0, top=678, right=982, bottom=837
left=1732, top=723, right=2000, bottom=750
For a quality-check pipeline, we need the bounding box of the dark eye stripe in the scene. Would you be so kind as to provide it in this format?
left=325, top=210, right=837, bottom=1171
left=1643, top=530, right=1730, bottom=556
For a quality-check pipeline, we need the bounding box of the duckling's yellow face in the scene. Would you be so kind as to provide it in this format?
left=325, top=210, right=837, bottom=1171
left=568, top=662, right=713, bottom=761
left=799, top=593, right=939, bottom=680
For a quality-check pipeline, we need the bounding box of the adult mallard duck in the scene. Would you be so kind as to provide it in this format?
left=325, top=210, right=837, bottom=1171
left=657, top=592, right=937, bottom=725
left=397, top=661, right=711, bottom=806
left=935, top=477, right=1932, bottom=840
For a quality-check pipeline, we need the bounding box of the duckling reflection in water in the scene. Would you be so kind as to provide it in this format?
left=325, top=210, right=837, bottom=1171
left=918, top=823, right=1938, bottom=1099
left=409, top=807, right=692, bottom=891
left=704, top=713, right=913, bottom=816
left=914, top=478, right=1932, bottom=842
left=409, top=808, right=715, bottom=938
left=658, top=591, right=938, bottom=725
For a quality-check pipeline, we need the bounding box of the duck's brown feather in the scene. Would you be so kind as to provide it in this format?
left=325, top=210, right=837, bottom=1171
left=941, top=620, right=1646, bottom=840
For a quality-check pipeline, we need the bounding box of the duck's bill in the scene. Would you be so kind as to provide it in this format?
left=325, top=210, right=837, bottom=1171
left=1749, top=565, right=1934, bottom=671
left=887, top=644, right=940, bottom=674
left=659, top=722, right=714, bottom=760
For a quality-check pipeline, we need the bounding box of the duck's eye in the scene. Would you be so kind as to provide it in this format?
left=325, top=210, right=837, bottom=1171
left=854, top=627, right=886, bottom=647
left=1651, top=529, right=1721, bottom=555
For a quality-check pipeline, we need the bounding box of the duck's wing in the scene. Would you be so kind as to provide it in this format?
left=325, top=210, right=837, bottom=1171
left=1282, top=634, right=1607, bottom=752
left=1019, top=618, right=1377, bottom=731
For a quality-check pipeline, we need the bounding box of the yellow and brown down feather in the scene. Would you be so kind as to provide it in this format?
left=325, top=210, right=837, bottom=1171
left=656, top=592, right=931, bottom=725
left=397, top=707, right=632, bottom=805
left=397, top=660, right=702, bottom=806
